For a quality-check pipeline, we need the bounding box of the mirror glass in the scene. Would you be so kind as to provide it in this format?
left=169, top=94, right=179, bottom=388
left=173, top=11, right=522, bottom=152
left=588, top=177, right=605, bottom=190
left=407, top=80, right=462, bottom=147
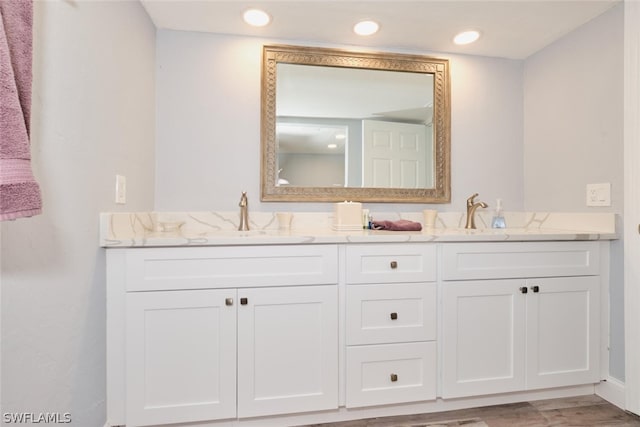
left=261, top=45, right=450, bottom=203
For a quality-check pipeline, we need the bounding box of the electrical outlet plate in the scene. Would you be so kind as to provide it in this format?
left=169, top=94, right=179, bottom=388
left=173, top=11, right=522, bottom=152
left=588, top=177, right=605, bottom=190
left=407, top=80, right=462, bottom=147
left=115, top=175, right=126, bottom=204
left=586, top=183, right=610, bottom=207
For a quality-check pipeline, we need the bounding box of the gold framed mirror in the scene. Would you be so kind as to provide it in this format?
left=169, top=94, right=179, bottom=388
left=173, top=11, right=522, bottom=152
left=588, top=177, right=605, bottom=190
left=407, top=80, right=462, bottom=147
left=261, top=44, right=450, bottom=203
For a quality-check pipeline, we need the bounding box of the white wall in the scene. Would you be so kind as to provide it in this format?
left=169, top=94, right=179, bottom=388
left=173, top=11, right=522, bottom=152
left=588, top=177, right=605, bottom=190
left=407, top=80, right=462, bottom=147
left=0, top=1, right=156, bottom=425
left=155, top=31, right=524, bottom=212
left=623, top=0, right=640, bottom=413
left=523, top=4, right=624, bottom=380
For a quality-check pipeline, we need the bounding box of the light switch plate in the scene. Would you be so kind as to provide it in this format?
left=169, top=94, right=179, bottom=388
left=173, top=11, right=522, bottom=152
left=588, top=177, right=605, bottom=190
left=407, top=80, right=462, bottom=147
left=115, top=175, right=126, bottom=204
left=586, top=183, right=611, bottom=207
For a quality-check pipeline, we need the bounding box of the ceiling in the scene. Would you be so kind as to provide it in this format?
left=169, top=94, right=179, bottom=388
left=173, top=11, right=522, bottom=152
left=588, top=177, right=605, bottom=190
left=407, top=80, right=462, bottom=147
left=140, top=0, right=620, bottom=60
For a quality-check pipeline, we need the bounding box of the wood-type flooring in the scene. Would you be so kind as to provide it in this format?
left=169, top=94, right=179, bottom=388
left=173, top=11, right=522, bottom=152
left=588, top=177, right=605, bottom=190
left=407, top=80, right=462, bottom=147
left=301, top=395, right=640, bottom=427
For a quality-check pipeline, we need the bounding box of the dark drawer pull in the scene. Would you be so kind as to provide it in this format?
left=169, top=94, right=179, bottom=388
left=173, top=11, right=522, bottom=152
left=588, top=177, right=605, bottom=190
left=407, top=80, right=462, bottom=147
left=531, top=285, right=540, bottom=293
left=240, top=297, right=248, bottom=305
left=520, top=287, right=528, bottom=294
left=390, top=261, right=398, bottom=269
left=390, top=373, right=398, bottom=382
left=390, top=312, right=398, bottom=320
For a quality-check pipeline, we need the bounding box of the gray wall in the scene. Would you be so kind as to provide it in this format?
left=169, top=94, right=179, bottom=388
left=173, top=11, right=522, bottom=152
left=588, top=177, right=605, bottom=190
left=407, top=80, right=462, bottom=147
left=0, top=1, right=156, bottom=424
left=154, top=31, right=525, bottom=212
left=523, top=4, right=624, bottom=380
left=279, top=153, right=345, bottom=187
left=523, top=5, right=623, bottom=212
left=154, top=4, right=624, bottom=380
left=0, top=3, right=624, bottom=426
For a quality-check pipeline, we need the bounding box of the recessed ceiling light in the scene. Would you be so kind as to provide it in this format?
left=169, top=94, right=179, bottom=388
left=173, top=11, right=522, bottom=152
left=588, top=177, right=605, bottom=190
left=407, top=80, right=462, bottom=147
left=243, top=9, right=271, bottom=27
left=335, top=134, right=346, bottom=140
left=353, top=20, right=379, bottom=36
left=327, top=143, right=338, bottom=149
left=453, top=30, right=480, bottom=45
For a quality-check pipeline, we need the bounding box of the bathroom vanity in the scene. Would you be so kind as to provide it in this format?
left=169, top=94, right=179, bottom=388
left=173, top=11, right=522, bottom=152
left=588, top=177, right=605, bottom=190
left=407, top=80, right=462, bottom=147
left=102, top=211, right=615, bottom=427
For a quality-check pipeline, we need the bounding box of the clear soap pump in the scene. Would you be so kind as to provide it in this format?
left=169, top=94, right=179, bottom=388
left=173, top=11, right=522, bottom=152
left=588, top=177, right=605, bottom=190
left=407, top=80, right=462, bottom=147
left=491, top=199, right=506, bottom=229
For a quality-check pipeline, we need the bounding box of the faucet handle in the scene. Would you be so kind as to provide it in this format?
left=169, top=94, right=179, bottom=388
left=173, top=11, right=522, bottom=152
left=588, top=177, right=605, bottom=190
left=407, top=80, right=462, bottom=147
left=467, top=193, right=479, bottom=204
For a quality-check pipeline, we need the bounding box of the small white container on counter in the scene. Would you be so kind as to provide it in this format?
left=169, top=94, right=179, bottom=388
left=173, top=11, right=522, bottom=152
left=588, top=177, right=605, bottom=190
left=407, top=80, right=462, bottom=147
left=423, top=209, right=438, bottom=229
left=276, top=212, right=293, bottom=230
left=333, top=201, right=363, bottom=231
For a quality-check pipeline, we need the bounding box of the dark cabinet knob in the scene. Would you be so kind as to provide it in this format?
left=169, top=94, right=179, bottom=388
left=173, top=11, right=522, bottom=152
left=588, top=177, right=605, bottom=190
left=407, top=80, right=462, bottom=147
left=531, top=285, right=540, bottom=293
left=390, top=312, right=398, bottom=320
left=520, top=287, right=528, bottom=294
left=390, top=261, right=398, bottom=269
left=240, top=297, right=248, bottom=305
left=225, top=298, right=234, bottom=306
left=390, top=373, right=398, bottom=382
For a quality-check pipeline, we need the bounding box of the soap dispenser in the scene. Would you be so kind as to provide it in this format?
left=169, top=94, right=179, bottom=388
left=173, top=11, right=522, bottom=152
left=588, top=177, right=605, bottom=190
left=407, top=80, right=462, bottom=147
left=491, top=199, right=506, bottom=229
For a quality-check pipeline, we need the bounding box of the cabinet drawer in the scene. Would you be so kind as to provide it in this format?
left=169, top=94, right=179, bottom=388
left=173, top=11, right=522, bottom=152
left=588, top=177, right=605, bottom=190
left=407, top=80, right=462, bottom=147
left=346, top=342, right=436, bottom=408
left=124, top=245, right=338, bottom=291
left=442, top=241, right=599, bottom=281
left=346, top=244, right=436, bottom=284
left=346, top=283, right=436, bottom=345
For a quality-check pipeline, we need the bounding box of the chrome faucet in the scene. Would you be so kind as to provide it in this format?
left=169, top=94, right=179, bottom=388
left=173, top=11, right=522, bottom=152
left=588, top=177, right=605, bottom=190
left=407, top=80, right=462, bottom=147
left=465, top=193, right=488, bottom=229
left=238, top=191, right=249, bottom=231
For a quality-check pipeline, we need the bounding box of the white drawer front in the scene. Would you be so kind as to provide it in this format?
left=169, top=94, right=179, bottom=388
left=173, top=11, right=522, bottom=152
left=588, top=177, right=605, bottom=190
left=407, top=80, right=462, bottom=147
left=346, top=342, right=436, bottom=408
left=346, top=283, right=436, bottom=345
left=346, top=244, right=436, bottom=284
left=124, top=245, right=338, bottom=291
left=442, top=241, right=599, bottom=281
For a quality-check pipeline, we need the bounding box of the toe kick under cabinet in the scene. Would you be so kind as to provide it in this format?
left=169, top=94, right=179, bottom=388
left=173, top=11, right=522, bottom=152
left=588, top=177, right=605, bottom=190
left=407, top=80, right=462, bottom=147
left=106, top=245, right=339, bottom=427
left=440, top=241, right=601, bottom=399
left=345, top=244, right=438, bottom=408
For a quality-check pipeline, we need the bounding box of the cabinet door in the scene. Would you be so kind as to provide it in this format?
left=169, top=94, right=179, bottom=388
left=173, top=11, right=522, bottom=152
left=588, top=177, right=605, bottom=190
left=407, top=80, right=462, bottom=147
left=526, top=276, right=600, bottom=389
left=126, top=290, right=237, bottom=426
left=237, top=285, right=338, bottom=418
left=442, top=280, right=526, bottom=398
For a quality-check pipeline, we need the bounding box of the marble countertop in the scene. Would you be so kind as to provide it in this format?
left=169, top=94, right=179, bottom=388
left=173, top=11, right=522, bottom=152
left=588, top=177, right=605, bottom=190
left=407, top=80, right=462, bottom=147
left=100, top=211, right=618, bottom=247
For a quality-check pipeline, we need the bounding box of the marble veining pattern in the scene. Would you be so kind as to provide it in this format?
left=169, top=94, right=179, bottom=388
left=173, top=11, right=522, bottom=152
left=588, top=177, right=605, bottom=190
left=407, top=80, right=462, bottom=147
left=99, top=211, right=617, bottom=247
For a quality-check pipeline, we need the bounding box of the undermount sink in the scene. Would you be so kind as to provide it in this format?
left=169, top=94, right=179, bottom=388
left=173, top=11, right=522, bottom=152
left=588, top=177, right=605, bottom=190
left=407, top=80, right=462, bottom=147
left=197, top=229, right=270, bottom=237
left=439, top=228, right=490, bottom=234
left=443, top=227, right=532, bottom=234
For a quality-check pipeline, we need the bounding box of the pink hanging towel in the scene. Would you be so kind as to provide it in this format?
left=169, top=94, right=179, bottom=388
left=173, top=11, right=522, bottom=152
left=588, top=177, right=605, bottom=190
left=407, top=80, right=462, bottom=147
left=0, top=0, right=41, bottom=221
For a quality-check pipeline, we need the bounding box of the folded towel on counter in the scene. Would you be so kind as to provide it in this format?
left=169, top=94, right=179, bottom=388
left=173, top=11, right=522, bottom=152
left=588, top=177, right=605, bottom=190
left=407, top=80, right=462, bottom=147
left=372, top=219, right=422, bottom=231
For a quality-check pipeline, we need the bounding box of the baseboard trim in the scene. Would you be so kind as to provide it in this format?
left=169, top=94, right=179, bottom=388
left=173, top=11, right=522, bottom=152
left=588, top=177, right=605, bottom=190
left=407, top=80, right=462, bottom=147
left=103, top=384, right=605, bottom=427
left=596, top=377, right=626, bottom=410
left=232, top=385, right=596, bottom=427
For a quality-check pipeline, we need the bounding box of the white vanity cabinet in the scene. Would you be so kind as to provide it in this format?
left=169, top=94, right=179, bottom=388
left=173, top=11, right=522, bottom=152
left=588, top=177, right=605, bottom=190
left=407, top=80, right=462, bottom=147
left=441, top=242, right=600, bottom=399
left=107, top=245, right=339, bottom=427
left=104, top=235, right=610, bottom=427
left=344, top=244, right=437, bottom=408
